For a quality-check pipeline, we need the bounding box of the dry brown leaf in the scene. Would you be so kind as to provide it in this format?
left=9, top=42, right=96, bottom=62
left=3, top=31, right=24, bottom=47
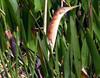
left=81, top=68, right=89, bottom=78
left=5, top=30, right=13, bottom=40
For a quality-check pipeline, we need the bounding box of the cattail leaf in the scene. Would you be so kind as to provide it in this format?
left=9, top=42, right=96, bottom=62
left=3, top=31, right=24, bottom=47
left=92, top=9, right=100, bottom=41
left=34, top=0, right=44, bottom=12
left=82, top=0, right=89, bottom=12
left=92, top=0, right=99, bottom=15
left=81, top=38, right=89, bottom=68
left=48, top=0, right=52, bottom=10
left=7, top=0, right=19, bottom=17
left=86, top=29, right=100, bottom=75
left=6, top=0, right=20, bottom=26
left=70, top=16, right=81, bottom=78
left=8, top=0, right=18, bottom=13
left=92, top=21, right=100, bottom=41
left=59, top=36, right=71, bottom=78
left=0, top=8, right=5, bottom=16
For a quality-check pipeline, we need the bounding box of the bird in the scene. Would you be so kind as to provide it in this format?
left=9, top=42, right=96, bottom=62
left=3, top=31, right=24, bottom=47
left=47, top=5, right=79, bottom=51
